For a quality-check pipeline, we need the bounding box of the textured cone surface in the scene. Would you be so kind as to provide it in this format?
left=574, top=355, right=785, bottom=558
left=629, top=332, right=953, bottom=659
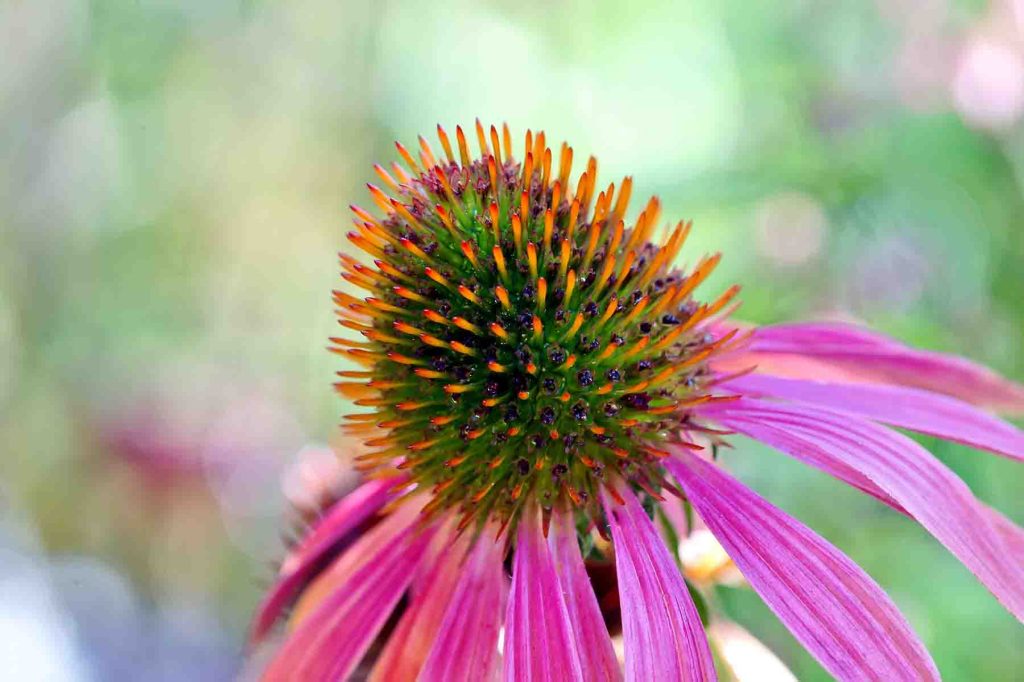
left=334, top=122, right=739, bottom=531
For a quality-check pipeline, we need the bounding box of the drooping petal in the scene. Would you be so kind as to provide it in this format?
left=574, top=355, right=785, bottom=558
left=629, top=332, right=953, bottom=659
left=745, top=321, right=1024, bottom=413
left=503, top=506, right=584, bottom=682
left=262, top=520, right=436, bottom=682
left=250, top=477, right=400, bottom=642
left=723, top=373, right=1024, bottom=461
left=370, top=525, right=465, bottom=681
left=419, top=533, right=507, bottom=682
left=288, top=495, right=425, bottom=629
left=549, top=508, right=621, bottom=681
left=665, top=450, right=939, bottom=682
left=701, top=398, right=1024, bottom=622
left=602, top=485, right=717, bottom=682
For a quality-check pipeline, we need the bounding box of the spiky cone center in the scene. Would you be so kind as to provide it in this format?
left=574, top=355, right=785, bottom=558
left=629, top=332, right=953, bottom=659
left=334, top=122, right=740, bottom=533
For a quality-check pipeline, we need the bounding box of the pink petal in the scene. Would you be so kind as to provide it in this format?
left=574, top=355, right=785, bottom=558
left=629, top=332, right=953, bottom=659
left=419, top=534, right=507, bottom=682
left=262, top=520, right=436, bottom=682
left=602, top=485, right=717, bottom=682
left=250, top=477, right=400, bottom=642
left=747, top=322, right=1024, bottom=413
left=665, top=450, right=939, bottom=682
left=549, top=508, right=621, bottom=681
left=370, top=527, right=466, bottom=681
left=503, top=506, right=584, bottom=682
left=286, top=495, right=425, bottom=631
left=700, top=398, right=1024, bottom=623
left=723, top=373, right=1024, bottom=461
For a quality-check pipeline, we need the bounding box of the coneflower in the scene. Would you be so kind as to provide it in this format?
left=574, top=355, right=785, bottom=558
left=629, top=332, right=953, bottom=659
left=252, top=122, right=1024, bottom=681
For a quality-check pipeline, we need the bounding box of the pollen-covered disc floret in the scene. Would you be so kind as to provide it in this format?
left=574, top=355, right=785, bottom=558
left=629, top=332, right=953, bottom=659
left=333, top=122, right=740, bottom=531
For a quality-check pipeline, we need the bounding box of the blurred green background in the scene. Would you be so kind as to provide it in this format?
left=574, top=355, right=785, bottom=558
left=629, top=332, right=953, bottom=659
left=1, top=0, right=1022, bottom=679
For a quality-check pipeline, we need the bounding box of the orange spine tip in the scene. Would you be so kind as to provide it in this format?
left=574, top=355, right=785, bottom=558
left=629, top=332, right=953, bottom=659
left=394, top=141, right=421, bottom=173
left=525, top=362, right=538, bottom=375
left=526, top=242, right=538, bottom=281
left=537, top=277, right=547, bottom=309
left=450, top=341, right=478, bottom=356
left=475, top=119, right=489, bottom=156
left=408, top=438, right=438, bottom=452
left=459, top=240, right=480, bottom=269
left=488, top=202, right=500, bottom=242
left=495, top=285, right=511, bottom=310
left=444, top=384, right=473, bottom=394
left=376, top=259, right=414, bottom=283
left=390, top=161, right=411, bottom=185
left=621, top=335, right=651, bottom=361
left=490, top=125, right=502, bottom=166
left=502, top=122, right=512, bottom=159
left=417, top=135, right=437, bottom=168
left=472, top=483, right=494, bottom=504
left=488, top=361, right=508, bottom=373
left=394, top=286, right=428, bottom=303
left=424, top=267, right=451, bottom=288
left=423, top=309, right=450, bottom=326
left=457, top=285, right=481, bottom=305
left=365, top=297, right=404, bottom=314
left=621, top=295, right=650, bottom=326
left=419, top=333, right=448, bottom=349
left=560, top=392, right=571, bottom=402
left=436, top=124, right=454, bottom=162
left=531, top=315, right=543, bottom=340
left=455, top=125, right=471, bottom=167
left=430, top=414, right=457, bottom=426
left=561, top=312, right=584, bottom=342
left=492, top=246, right=508, bottom=282
left=624, top=378, right=650, bottom=393
left=396, top=401, right=429, bottom=411
left=511, top=214, right=523, bottom=255
left=489, top=322, right=510, bottom=340
left=452, top=316, right=482, bottom=334
left=367, top=184, right=394, bottom=212
left=517, top=391, right=530, bottom=400
left=567, top=199, right=581, bottom=243
left=563, top=354, right=577, bottom=369
left=487, top=158, right=499, bottom=201
left=399, top=237, right=432, bottom=263
left=543, top=209, right=554, bottom=254
left=387, top=351, right=427, bottom=366
left=597, top=382, right=613, bottom=395
left=414, top=368, right=446, bottom=379
left=558, top=144, right=573, bottom=188
left=598, top=296, right=618, bottom=326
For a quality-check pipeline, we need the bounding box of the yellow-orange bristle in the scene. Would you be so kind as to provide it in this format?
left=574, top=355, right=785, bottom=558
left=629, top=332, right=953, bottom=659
left=493, top=246, right=509, bottom=282
left=456, top=125, right=471, bottom=167
left=436, top=124, right=454, bottom=161
left=457, top=285, right=481, bottom=305
left=495, top=285, right=511, bottom=310
left=489, top=322, right=510, bottom=340
left=460, top=240, right=480, bottom=269
left=453, top=316, right=482, bottom=334
left=451, top=341, right=478, bottom=356
left=394, top=141, right=421, bottom=174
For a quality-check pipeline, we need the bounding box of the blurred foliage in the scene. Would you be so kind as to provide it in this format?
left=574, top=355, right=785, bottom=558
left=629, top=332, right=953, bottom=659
left=1, top=0, right=1022, bottom=678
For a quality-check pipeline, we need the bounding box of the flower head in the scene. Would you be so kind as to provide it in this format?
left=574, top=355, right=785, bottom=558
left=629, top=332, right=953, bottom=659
left=334, top=121, right=738, bottom=532
left=253, top=123, right=1024, bottom=682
